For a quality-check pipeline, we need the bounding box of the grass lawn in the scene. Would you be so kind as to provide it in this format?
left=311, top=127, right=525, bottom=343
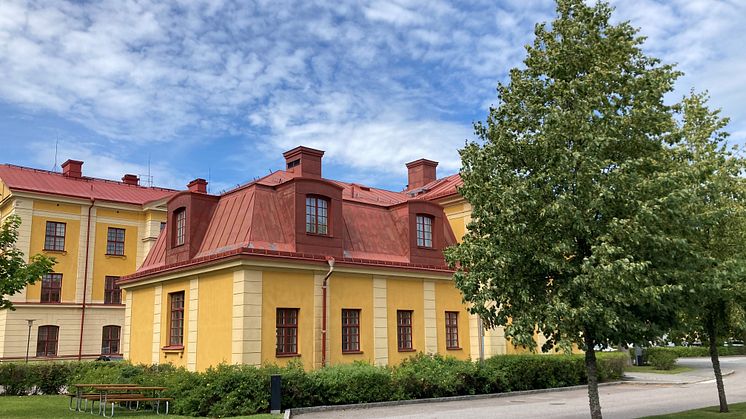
left=0, top=395, right=280, bottom=419
left=625, top=365, right=695, bottom=374
left=644, top=401, right=746, bottom=417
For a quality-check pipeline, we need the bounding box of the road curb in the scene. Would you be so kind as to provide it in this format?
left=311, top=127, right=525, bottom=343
left=286, top=381, right=622, bottom=417
left=620, top=369, right=735, bottom=385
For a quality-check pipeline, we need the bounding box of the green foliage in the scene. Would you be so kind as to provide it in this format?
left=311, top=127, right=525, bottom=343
left=0, top=215, right=56, bottom=310
left=0, top=353, right=627, bottom=414
left=646, top=348, right=678, bottom=370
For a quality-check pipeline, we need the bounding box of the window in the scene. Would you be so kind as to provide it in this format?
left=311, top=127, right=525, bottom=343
left=36, top=325, right=59, bottom=357
left=416, top=215, right=433, bottom=248
left=305, top=196, right=328, bottom=235
left=101, top=325, right=121, bottom=354
left=397, top=310, right=413, bottom=351
left=168, top=292, right=185, bottom=346
left=106, top=227, right=126, bottom=255
left=445, top=311, right=459, bottom=349
left=160, top=222, right=166, bottom=232
left=44, top=221, right=66, bottom=251
left=342, top=309, right=361, bottom=353
left=40, top=273, right=62, bottom=303
left=104, top=276, right=121, bottom=304
left=276, top=308, right=299, bottom=355
left=175, top=209, right=186, bottom=246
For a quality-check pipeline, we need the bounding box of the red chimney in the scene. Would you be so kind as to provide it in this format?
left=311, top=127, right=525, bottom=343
left=187, top=178, right=208, bottom=193
left=122, top=174, right=139, bottom=186
left=61, top=159, right=83, bottom=178
left=283, top=146, right=324, bottom=179
left=406, top=159, right=438, bottom=190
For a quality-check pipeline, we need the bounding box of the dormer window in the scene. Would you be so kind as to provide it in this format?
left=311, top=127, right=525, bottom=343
left=174, top=208, right=186, bottom=246
left=416, top=215, right=433, bottom=248
left=306, top=196, right=328, bottom=235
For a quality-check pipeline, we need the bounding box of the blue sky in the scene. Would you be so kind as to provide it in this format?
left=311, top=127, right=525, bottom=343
left=1, top=0, right=745, bottom=193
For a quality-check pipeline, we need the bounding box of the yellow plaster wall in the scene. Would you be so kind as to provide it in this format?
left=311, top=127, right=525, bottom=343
left=386, top=278, right=425, bottom=365
left=128, top=287, right=155, bottom=364
left=97, top=208, right=141, bottom=222
left=434, top=280, right=470, bottom=359
left=33, top=201, right=81, bottom=215
left=196, top=271, right=233, bottom=370
left=91, top=222, right=139, bottom=302
left=261, top=270, right=314, bottom=369
left=442, top=201, right=470, bottom=243
left=159, top=279, right=191, bottom=367
left=328, top=273, right=374, bottom=365
left=28, top=215, right=81, bottom=302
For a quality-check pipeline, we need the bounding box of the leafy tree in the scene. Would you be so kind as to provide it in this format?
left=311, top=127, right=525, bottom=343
left=669, top=92, right=746, bottom=413
left=445, top=1, right=691, bottom=417
left=0, top=214, right=56, bottom=310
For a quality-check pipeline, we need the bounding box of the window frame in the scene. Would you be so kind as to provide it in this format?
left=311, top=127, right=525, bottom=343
left=305, top=196, right=329, bottom=235
left=106, top=227, right=126, bottom=256
left=397, top=310, right=414, bottom=351
left=445, top=311, right=460, bottom=349
left=104, top=276, right=122, bottom=305
left=174, top=209, right=186, bottom=246
left=168, top=291, right=185, bottom=347
left=44, top=221, right=66, bottom=252
left=416, top=214, right=433, bottom=248
left=276, top=308, right=299, bottom=356
left=341, top=309, right=361, bottom=353
left=40, top=273, right=62, bottom=303
left=36, top=325, right=59, bottom=357
left=101, top=325, right=121, bottom=355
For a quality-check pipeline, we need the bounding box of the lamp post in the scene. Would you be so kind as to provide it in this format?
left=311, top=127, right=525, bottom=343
left=25, top=319, right=35, bottom=364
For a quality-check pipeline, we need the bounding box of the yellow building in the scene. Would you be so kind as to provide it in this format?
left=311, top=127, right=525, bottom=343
left=121, top=147, right=507, bottom=371
left=0, top=160, right=175, bottom=361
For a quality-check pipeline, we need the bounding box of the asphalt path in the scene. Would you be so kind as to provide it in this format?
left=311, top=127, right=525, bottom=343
left=294, top=356, right=746, bottom=419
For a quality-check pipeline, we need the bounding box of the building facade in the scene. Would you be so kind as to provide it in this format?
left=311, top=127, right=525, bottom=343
left=120, top=147, right=516, bottom=372
left=0, top=160, right=175, bottom=361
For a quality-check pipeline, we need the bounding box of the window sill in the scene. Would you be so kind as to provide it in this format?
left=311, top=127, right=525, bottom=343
left=416, top=246, right=435, bottom=250
left=398, top=348, right=416, bottom=352
left=305, top=232, right=331, bottom=238
left=161, top=345, right=184, bottom=353
left=275, top=353, right=301, bottom=358
left=105, top=254, right=127, bottom=259
left=39, top=301, right=62, bottom=304
left=342, top=351, right=364, bottom=355
left=43, top=249, right=67, bottom=255
left=446, top=347, right=463, bottom=351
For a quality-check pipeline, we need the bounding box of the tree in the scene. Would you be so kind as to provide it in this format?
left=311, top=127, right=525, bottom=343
left=669, top=92, right=746, bottom=413
left=445, top=1, right=690, bottom=417
left=1, top=215, right=56, bottom=310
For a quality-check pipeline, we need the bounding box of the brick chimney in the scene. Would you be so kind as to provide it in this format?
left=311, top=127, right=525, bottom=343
left=61, top=159, right=83, bottom=178
left=283, top=146, right=324, bottom=179
left=406, top=159, right=438, bottom=190
left=187, top=178, right=208, bottom=193
left=122, top=174, right=139, bottom=186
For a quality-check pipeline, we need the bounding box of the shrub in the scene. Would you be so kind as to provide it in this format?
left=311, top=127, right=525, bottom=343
left=311, top=361, right=394, bottom=405
left=392, top=353, right=482, bottom=399
left=647, top=348, right=678, bottom=370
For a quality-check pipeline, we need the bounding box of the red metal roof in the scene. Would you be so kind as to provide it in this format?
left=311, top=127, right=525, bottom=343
left=0, top=164, right=176, bottom=205
left=416, top=173, right=463, bottom=201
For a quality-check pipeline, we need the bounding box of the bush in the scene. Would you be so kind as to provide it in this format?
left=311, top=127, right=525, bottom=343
left=311, top=361, right=394, bottom=405
left=647, top=348, right=678, bottom=370
left=392, top=353, right=482, bottom=399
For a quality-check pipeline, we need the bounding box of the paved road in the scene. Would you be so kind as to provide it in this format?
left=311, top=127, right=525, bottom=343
left=294, top=357, right=746, bottom=419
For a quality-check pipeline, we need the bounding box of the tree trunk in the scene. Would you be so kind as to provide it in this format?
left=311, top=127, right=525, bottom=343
left=707, top=318, right=728, bottom=413
left=584, top=332, right=602, bottom=419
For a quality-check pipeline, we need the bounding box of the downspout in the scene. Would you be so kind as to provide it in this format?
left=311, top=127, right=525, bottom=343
left=478, top=316, right=485, bottom=361
left=78, top=198, right=94, bottom=361
left=321, top=257, right=335, bottom=367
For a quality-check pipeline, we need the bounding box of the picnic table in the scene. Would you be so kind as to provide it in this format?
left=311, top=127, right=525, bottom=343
left=68, top=383, right=171, bottom=417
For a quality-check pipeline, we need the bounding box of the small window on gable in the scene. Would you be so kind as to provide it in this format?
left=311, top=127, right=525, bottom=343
left=287, top=158, right=300, bottom=169
left=416, top=215, right=433, bottom=248
left=305, top=196, right=329, bottom=235
left=174, top=208, right=186, bottom=246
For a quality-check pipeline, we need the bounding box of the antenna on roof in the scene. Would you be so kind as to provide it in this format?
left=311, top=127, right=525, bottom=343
left=139, top=155, right=154, bottom=188
left=207, top=167, right=211, bottom=194
left=52, top=137, right=59, bottom=172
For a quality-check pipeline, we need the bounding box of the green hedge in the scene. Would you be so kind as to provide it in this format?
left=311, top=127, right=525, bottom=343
left=0, top=352, right=627, bottom=415
left=646, top=348, right=678, bottom=370
left=628, top=345, right=746, bottom=363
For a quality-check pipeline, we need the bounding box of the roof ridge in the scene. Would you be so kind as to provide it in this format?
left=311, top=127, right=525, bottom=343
left=0, top=163, right=176, bottom=192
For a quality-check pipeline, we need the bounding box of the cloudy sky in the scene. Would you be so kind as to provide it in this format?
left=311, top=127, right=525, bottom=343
left=1, top=0, right=744, bottom=192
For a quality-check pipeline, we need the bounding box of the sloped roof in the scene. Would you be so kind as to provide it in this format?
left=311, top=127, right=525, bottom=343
left=416, top=173, right=463, bottom=201
left=0, top=164, right=175, bottom=205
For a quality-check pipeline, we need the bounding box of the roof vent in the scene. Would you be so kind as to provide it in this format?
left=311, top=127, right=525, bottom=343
left=405, top=159, right=438, bottom=191
left=61, top=159, right=83, bottom=178
left=122, top=174, right=139, bottom=186
left=283, top=146, right=324, bottom=179
left=187, top=178, right=208, bottom=194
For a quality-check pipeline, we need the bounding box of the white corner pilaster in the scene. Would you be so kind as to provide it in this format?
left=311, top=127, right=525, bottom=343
left=152, top=285, right=162, bottom=364
left=373, top=276, right=388, bottom=366
left=231, top=269, right=262, bottom=365
left=423, top=280, right=437, bottom=354
left=187, top=277, right=199, bottom=371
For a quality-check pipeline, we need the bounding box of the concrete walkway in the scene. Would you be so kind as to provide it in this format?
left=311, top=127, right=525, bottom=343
left=623, top=358, right=734, bottom=384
